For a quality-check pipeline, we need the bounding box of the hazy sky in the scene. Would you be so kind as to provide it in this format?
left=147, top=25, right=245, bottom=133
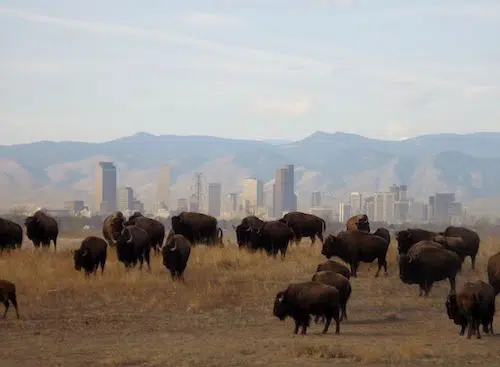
left=1, top=0, right=500, bottom=145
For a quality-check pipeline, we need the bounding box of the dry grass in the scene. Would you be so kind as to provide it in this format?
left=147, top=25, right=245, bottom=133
left=1, top=233, right=500, bottom=367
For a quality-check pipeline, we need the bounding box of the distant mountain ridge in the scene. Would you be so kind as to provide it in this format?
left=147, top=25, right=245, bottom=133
left=2, top=130, right=500, bottom=215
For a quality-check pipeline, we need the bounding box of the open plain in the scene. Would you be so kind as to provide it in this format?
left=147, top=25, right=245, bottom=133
left=1, top=231, right=499, bottom=367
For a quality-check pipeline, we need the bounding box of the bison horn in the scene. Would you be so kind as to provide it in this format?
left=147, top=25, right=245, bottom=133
left=81, top=249, right=88, bottom=256
left=278, top=295, right=284, bottom=302
left=126, top=227, right=133, bottom=243
left=170, top=244, right=177, bottom=251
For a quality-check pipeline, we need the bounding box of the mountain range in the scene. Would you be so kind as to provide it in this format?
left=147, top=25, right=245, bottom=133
left=2, top=131, right=500, bottom=216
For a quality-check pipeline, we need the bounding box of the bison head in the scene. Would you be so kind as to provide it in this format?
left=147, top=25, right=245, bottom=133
left=356, top=214, right=370, bottom=232
left=73, top=248, right=88, bottom=271
left=397, top=254, right=416, bottom=284
left=126, top=211, right=143, bottom=226
left=396, top=230, right=413, bottom=254
left=235, top=224, right=249, bottom=248
left=321, top=235, right=339, bottom=259
left=445, top=293, right=459, bottom=321
left=273, top=291, right=289, bottom=320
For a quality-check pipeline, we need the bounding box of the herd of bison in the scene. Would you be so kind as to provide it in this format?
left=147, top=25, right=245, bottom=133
left=1, top=210, right=500, bottom=340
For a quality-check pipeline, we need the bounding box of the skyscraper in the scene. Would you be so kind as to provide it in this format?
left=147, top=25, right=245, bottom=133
left=242, top=178, right=264, bottom=214
left=94, top=161, right=117, bottom=214
left=311, top=191, right=322, bottom=208
left=117, top=186, right=134, bottom=212
left=273, top=164, right=295, bottom=217
left=349, top=192, right=363, bottom=215
left=207, top=183, right=222, bottom=217
left=156, top=164, right=171, bottom=212
left=338, top=203, right=351, bottom=222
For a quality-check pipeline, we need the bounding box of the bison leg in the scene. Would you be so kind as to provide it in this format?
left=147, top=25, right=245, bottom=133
left=459, top=323, right=466, bottom=336
left=294, top=236, right=301, bottom=245
left=310, top=236, right=316, bottom=245
left=470, top=254, right=477, bottom=270
left=2, top=300, right=9, bottom=319
left=144, top=249, right=151, bottom=271
left=322, top=316, right=332, bottom=334
left=350, top=262, right=358, bottom=277
left=293, top=320, right=300, bottom=334
left=52, top=237, right=57, bottom=252
left=317, top=232, right=324, bottom=243
left=340, top=303, right=348, bottom=322
left=423, top=281, right=433, bottom=297
left=448, top=276, right=457, bottom=295
left=10, top=294, right=19, bottom=319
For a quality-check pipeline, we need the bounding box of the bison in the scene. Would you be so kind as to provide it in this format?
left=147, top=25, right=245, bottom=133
left=126, top=212, right=165, bottom=255
left=445, top=280, right=496, bottom=339
left=0, top=217, right=23, bottom=251
left=279, top=211, right=325, bottom=245
left=316, top=260, right=351, bottom=279
left=171, top=211, right=218, bottom=246
left=373, top=227, right=391, bottom=244
left=345, top=214, right=370, bottom=232
left=311, top=271, right=352, bottom=321
left=432, top=234, right=470, bottom=266
left=442, top=226, right=480, bottom=270
left=398, top=241, right=461, bottom=296
left=247, top=220, right=293, bottom=258
left=162, top=234, right=191, bottom=281
left=73, top=236, right=108, bottom=276
left=273, top=281, right=340, bottom=335
left=102, top=211, right=125, bottom=248
left=487, top=251, right=500, bottom=295
left=24, top=210, right=58, bottom=250
left=115, top=225, right=151, bottom=271
left=0, top=279, right=20, bottom=319
left=321, top=230, right=389, bottom=277
left=396, top=228, right=438, bottom=254
left=233, top=215, right=265, bottom=248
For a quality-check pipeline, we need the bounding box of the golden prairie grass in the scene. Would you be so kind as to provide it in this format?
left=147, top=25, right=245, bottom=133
left=1, top=233, right=500, bottom=367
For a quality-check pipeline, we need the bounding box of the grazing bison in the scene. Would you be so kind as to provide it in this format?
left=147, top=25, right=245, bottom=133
left=316, top=260, right=351, bottom=279
left=0, top=217, right=23, bottom=251
left=312, top=271, right=352, bottom=321
left=273, top=281, right=340, bottom=335
left=446, top=280, right=496, bottom=339
left=373, top=227, right=391, bottom=245
left=396, top=228, right=438, bottom=254
left=126, top=212, right=165, bottom=255
left=171, top=212, right=218, bottom=246
left=345, top=214, right=370, bottom=232
left=321, top=230, right=389, bottom=277
left=24, top=210, right=58, bottom=250
left=398, top=241, right=461, bottom=296
left=432, top=234, right=470, bottom=266
left=240, top=215, right=265, bottom=229
left=234, top=216, right=265, bottom=248
left=102, top=211, right=125, bottom=248
left=115, top=225, right=151, bottom=271
left=279, top=211, right=325, bottom=245
left=442, top=226, right=480, bottom=270
left=247, top=220, right=293, bottom=258
left=487, top=251, right=500, bottom=295
left=162, top=234, right=192, bottom=281
left=0, top=279, right=20, bottom=319
left=73, top=236, right=108, bottom=276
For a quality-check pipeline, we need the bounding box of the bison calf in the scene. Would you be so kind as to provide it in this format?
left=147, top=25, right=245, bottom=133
left=73, top=236, right=108, bottom=276
left=312, top=271, right=352, bottom=321
left=0, top=279, right=20, bottom=319
left=162, top=234, right=192, bottom=281
left=487, top=251, right=500, bottom=296
left=316, top=260, right=351, bottom=279
left=273, top=281, right=340, bottom=335
left=446, top=280, right=496, bottom=339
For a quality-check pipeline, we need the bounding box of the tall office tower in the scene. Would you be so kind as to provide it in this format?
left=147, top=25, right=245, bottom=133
left=273, top=164, right=296, bottom=217
left=117, top=186, right=134, bottom=212
left=207, top=182, right=222, bottom=217
left=374, top=191, right=396, bottom=223
left=242, top=178, right=264, bottom=214
left=338, top=203, right=351, bottom=222
left=349, top=192, right=363, bottom=215
left=155, top=164, right=171, bottom=212
left=311, top=191, right=322, bottom=208
left=94, top=161, right=117, bottom=214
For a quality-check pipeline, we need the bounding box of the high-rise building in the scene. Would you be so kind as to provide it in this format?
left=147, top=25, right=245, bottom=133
left=117, top=186, right=134, bottom=212
left=349, top=192, right=363, bottom=215
left=207, top=183, right=222, bottom=217
left=364, top=196, right=375, bottom=220
left=94, top=161, right=117, bottom=214
left=338, top=203, right=351, bottom=222
left=242, top=178, right=264, bottom=214
left=311, top=191, right=322, bottom=208
left=374, top=192, right=396, bottom=223
left=409, top=201, right=428, bottom=223
left=273, top=164, right=296, bottom=217
left=434, top=193, right=456, bottom=224
left=155, top=164, right=171, bottom=212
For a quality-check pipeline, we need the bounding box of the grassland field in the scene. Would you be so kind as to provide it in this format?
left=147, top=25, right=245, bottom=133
left=1, top=230, right=499, bottom=367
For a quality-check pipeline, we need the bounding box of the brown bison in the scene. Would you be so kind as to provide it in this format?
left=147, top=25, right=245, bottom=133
left=432, top=234, right=469, bottom=266
left=321, top=230, right=389, bottom=277
left=279, top=211, right=326, bottom=245
left=0, top=279, right=20, bottom=319
left=246, top=220, right=293, bottom=258
left=162, top=234, right=191, bottom=281
left=115, top=225, right=151, bottom=271
left=316, top=260, right=351, bottom=279
left=24, top=210, right=58, bottom=250
left=487, top=251, right=500, bottom=295
left=442, top=226, right=480, bottom=270
left=312, top=271, right=352, bottom=321
left=126, top=212, right=165, bottom=255
left=373, top=227, right=391, bottom=244
left=396, top=228, right=438, bottom=254
left=445, top=280, right=496, bottom=339
left=102, top=211, right=125, bottom=248
left=273, top=281, right=340, bottom=335
left=398, top=241, right=461, bottom=296
left=171, top=211, right=218, bottom=246
left=234, top=216, right=265, bottom=248
left=73, top=236, right=108, bottom=276
left=345, top=214, right=370, bottom=232
left=0, top=217, right=23, bottom=251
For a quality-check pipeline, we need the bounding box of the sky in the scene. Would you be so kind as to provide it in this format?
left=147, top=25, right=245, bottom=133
left=1, top=0, right=500, bottom=145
